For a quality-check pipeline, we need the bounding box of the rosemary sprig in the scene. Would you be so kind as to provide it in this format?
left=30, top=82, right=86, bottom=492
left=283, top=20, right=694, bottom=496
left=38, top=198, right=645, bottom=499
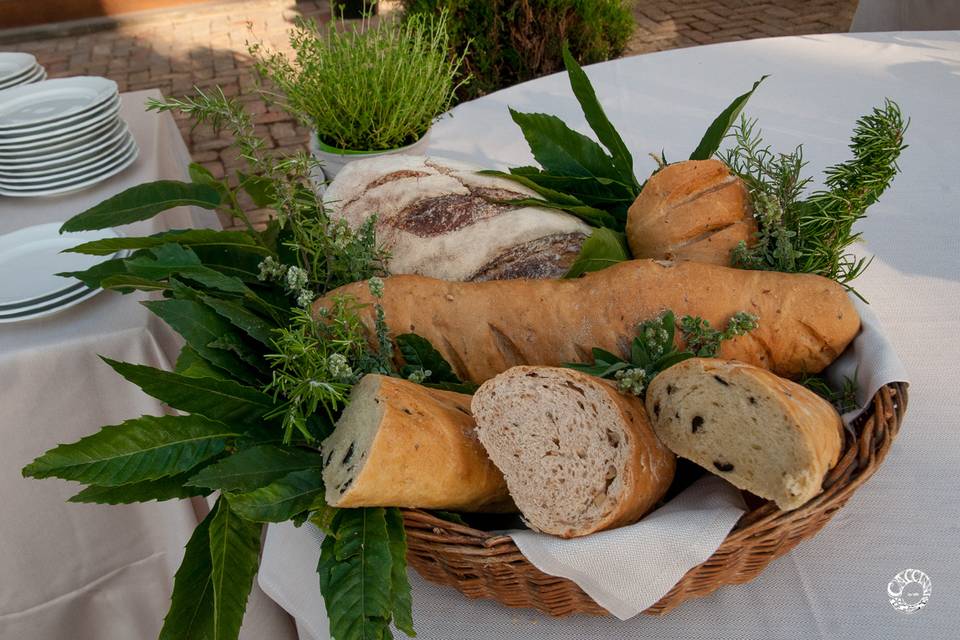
left=800, top=369, right=860, bottom=415
left=724, top=100, right=907, bottom=296
left=263, top=302, right=367, bottom=444
left=149, top=89, right=389, bottom=301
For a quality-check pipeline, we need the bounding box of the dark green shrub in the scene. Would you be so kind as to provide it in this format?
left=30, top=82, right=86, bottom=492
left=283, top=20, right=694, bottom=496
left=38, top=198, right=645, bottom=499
left=402, top=0, right=635, bottom=99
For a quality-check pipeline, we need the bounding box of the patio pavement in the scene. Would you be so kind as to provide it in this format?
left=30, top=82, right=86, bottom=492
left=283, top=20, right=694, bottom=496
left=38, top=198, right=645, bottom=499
left=0, top=0, right=857, bottom=227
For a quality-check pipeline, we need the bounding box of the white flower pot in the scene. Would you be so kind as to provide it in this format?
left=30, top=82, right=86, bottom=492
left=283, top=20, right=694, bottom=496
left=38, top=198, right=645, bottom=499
left=308, top=129, right=432, bottom=179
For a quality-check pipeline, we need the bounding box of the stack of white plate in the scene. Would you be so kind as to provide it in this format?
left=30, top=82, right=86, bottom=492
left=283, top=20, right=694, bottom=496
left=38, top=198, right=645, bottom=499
left=0, top=76, right=138, bottom=198
left=0, top=223, right=121, bottom=323
left=0, top=53, right=46, bottom=90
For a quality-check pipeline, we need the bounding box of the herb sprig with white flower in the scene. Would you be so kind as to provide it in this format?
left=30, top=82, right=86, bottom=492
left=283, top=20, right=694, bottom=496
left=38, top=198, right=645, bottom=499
left=566, top=310, right=759, bottom=398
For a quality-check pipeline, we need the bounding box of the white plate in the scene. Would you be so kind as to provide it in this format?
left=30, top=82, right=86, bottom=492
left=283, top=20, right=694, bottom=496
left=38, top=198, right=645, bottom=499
left=0, top=134, right=135, bottom=185
left=0, top=281, right=86, bottom=313
left=0, top=92, right=118, bottom=138
left=0, top=132, right=134, bottom=181
left=0, top=139, right=138, bottom=197
left=0, top=285, right=105, bottom=324
left=0, top=115, right=121, bottom=155
left=17, top=66, right=47, bottom=87
left=0, top=223, right=121, bottom=306
left=0, top=76, right=117, bottom=129
left=0, top=63, right=42, bottom=89
left=0, top=53, right=36, bottom=84
left=0, top=99, right=120, bottom=145
left=0, top=120, right=126, bottom=168
left=0, top=93, right=120, bottom=139
left=0, top=121, right=127, bottom=169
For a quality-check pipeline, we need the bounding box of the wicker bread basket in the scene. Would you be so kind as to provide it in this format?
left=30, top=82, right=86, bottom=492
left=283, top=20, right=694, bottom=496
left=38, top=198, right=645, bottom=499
left=401, top=381, right=907, bottom=617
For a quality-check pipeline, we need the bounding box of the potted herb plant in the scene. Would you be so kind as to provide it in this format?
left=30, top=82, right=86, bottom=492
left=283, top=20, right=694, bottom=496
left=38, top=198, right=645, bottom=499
left=250, top=11, right=466, bottom=177
left=331, top=0, right=377, bottom=19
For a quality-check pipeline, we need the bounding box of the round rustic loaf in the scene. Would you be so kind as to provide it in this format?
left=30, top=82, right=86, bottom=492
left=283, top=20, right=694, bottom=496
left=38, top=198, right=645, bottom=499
left=627, top=159, right=756, bottom=265
left=323, top=155, right=591, bottom=281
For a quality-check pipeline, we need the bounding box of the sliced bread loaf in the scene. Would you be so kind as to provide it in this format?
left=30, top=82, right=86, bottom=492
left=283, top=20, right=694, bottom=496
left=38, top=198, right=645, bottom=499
left=321, top=374, right=513, bottom=512
left=645, top=358, right=843, bottom=511
left=471, top=367, right=676, bottom=538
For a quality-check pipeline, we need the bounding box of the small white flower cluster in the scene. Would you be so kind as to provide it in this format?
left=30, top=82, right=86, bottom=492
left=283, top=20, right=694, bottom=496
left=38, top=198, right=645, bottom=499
left=285, top=265, right=309, bottom=292
left=641, top=322, right=671, bottom=359
left=727, top=311, right=759, bottom=335
left=327, top=353, right=353, bottom=381
left=754, top=191, right=783, bottom=221
left=257, top=258, right=316, bottom=308
left=295, top=289, right=314, bottom=308
left=367, top=276, right=384, bottom=299
left=258, top=256, right=285, bottom=281
left=407, top=368, right=432, bottom=384
left=285, top=266, right=314, bottom=308
left=615, top=367, right=648, bottom=397
left=330, top=220, right=353, bottom=251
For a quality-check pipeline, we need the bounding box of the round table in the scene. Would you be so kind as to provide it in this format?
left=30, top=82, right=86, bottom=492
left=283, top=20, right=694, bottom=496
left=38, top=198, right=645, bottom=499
left=259, top=31, right=960, bottom=640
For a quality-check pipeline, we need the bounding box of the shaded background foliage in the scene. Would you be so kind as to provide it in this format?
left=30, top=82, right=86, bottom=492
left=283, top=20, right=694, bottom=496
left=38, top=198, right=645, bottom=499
left=402, top=0, right=635, bottom=99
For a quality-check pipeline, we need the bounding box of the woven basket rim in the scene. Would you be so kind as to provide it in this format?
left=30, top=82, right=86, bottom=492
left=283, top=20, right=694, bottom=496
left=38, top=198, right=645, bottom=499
left=402, top=381, right=908, bottom=617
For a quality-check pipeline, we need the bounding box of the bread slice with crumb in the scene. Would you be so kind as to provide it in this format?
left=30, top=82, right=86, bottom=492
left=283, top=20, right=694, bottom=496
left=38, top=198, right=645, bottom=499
left=645, top=358, right=843, bottom=511
left=471, top=366, right=676, bottom=538
left=321, top=374, right=513, bottom=512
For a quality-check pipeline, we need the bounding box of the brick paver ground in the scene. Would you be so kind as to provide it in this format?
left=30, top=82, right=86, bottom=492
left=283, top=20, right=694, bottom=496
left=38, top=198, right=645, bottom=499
left=627, top=0, right=857, bottom=53
left=1, top=0, right=858, bottom=226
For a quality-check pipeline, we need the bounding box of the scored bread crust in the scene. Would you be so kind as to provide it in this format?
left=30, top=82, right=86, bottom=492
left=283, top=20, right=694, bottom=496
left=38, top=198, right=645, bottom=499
left=627, top=160, right=756, bottom=265
left=321, top=374, right=513, bottom=512
left=645, top=358, right=843, bottom=510
left=314, top=259, right=860, bottom=383
left=471, top=367, right=675, bottom=538
left=323, top=155, right=591, bottom=281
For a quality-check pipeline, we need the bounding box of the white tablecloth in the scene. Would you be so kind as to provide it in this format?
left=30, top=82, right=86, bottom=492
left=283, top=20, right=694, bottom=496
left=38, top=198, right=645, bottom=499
left=0, top=90, right=295, bottom=639
left=259, top=32, right=960, bottom=639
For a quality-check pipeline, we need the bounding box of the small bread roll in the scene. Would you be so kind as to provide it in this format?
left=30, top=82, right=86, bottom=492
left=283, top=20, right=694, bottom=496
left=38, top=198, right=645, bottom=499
left=321, top=374, right=513, bottom=512
left=627, top=159, right=756, bottom=265
left=471, top=367, right=675, bottom=538
left=645, top=358, right=843, bottom=511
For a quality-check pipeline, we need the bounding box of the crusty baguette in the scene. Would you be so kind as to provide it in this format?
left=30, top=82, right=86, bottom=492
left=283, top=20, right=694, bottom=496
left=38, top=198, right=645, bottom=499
left=645, top=358, right=843, bottom=510
left=471, top=367, right=675, bottom=537
left=627, top=160, right=756, bottom=265
left=314, top=259, right=860, bottom=382
left=321, top=374, right=513, bottom=512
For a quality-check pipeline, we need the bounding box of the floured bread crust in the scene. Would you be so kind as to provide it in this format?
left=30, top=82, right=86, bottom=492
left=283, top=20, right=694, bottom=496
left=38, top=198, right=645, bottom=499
left=323, top=155, right=591, bottom=281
